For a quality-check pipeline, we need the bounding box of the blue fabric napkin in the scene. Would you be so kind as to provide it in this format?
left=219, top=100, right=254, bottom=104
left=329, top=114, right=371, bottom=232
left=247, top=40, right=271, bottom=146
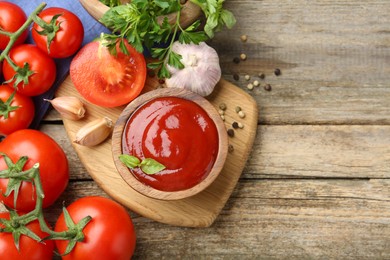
left=5, top=0, right=110, bottom=129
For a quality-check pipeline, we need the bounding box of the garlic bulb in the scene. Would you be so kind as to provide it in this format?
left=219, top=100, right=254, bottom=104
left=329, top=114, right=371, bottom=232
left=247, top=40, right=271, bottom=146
left=45, top=96, right=86, bottom=121
left=165, top=42, right=221, bottom=96
left=74, top=117, right=113, bottom=146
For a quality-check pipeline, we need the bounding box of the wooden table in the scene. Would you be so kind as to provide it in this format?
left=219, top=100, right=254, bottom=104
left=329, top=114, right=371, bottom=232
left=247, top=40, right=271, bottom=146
left=37, top=0, right=390, bottom=258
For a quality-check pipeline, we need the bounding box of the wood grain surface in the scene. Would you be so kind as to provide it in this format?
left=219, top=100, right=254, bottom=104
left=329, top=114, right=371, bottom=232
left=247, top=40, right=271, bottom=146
left=13, top=0, right=390, bottom=258
left=56, top=76, right=258, bottom=227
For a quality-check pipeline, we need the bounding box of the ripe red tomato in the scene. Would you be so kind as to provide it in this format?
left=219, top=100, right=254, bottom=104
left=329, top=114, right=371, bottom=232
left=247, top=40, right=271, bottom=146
left=0, top=129, right=69, bottom=211
left=0, top=84, right=35, bottom=136
left=0, top=2, right=28, bottom=50
left=55, top=196, right=136, bottom=260
left=32, top=7, right=84, bottom=58
left=70, top=40, right=146, bottom=107
left=2, top=44, right=56, bottom=96
left=0, top=212, right=54, bottom=260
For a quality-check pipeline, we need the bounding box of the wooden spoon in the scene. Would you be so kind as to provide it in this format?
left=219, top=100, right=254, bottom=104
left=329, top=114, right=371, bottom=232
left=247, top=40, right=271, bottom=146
left=79, top=0, right=202, bottom=28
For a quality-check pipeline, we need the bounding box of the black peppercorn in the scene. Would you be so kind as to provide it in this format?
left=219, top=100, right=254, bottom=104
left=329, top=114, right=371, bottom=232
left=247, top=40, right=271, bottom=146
left=232, top=122, right=239, bottom=129
left=233, top=73, right=239, bottom=81
left=228, top=144, right=234, bottom=153
left=259, top=73, right=265, bottom=79
left=233, top=57, right=240, bottom=64
left=274, top=68, right=281, bottom=76
left=264, top=84, right=272, bottom=91
left=227, top=129, right=235, bottom=137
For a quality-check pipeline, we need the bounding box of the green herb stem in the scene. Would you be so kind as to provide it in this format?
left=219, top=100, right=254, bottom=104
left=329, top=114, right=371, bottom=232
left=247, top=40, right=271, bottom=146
left=163, top=9, right=181, bottom=68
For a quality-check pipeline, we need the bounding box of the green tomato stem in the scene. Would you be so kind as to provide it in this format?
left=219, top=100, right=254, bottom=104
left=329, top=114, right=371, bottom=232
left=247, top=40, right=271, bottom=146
left=0, top=2, right=47, bottom=65
left=0, top=30, right=13, bottom=37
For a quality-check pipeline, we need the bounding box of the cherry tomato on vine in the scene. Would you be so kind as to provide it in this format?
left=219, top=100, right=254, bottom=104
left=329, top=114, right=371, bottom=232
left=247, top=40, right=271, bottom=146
left=55, top=196, right=136, bottom=260
left=2, top=44, right=56, bottom=96
left=32, top=7, right=84, bottom=58
left=0, top=2, right=28, bottom=50
left=0, top=212, right=54, bottom=260
left=70, top=40, right=146, bottom=107
left=0, top=129, right=69, bottom=212
left=0, top=84, right=35, bottom=136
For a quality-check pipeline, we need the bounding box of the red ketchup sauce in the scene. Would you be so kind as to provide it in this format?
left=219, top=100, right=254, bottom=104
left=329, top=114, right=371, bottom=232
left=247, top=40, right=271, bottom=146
left=122, top=97, right=219, bottom=192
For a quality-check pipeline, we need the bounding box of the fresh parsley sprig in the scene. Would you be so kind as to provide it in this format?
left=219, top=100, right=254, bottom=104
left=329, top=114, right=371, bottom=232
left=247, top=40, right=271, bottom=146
left=99, top=0, right=122, bottom=8
left=99, top=0, right=236, bottom=78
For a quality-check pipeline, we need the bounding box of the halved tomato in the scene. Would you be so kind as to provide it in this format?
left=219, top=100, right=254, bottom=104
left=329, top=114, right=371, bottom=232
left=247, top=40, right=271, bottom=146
left=70, top=40, right=147, bottom=107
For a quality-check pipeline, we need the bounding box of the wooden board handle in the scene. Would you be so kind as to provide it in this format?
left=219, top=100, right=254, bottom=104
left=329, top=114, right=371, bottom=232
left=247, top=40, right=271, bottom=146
left=79, top=0, right=202, bottom=28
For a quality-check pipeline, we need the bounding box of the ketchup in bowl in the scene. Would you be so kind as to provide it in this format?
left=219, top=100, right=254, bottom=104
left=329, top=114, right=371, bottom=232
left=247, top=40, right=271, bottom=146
left=122, top=96, right=219, bottom=192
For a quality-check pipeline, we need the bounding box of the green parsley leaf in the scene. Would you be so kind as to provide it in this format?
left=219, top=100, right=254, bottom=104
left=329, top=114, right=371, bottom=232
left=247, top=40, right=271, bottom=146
left=99, top=0, right=236, bottom=78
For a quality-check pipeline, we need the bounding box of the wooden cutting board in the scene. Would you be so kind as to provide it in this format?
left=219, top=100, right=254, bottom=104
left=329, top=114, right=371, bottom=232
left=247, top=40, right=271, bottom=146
left=56, top=75, right=258, bottom=227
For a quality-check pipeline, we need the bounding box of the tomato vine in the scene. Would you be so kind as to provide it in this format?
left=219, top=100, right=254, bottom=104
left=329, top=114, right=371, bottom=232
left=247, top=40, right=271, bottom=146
left=0, top=2, right=91, bottom=256
left=0, top=153, right=91, bottom=255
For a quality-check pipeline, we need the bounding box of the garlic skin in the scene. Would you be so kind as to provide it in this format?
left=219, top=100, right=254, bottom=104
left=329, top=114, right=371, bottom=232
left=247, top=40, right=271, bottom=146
left=165, top=42, right=221, bottom=96
left=45, top=96, right=86, bottom=121
left=74, top=117, right=113, bottom=146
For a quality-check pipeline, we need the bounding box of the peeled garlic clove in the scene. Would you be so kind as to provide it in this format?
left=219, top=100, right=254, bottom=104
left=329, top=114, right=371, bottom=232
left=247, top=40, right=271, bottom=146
left=74, top=117, right=113, bottom=146
left=165, top=42, right=221, bottom=97
left=45, top=96, right=86, bottom=121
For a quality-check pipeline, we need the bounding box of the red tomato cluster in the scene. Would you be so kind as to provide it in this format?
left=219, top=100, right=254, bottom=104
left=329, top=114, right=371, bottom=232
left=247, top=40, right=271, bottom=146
left=0, top=2, right=137, bottom=259
left=0, top=129, right=137, bottom=259
left=0, top=2, right=84, bottom=136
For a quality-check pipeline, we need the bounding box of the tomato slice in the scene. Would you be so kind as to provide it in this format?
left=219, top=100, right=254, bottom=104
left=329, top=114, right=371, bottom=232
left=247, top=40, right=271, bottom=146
left=70, top=40, right=147, bottom=107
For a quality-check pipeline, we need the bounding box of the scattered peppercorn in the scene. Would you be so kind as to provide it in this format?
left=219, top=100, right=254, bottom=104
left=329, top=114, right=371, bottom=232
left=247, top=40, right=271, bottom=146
left=253, top=80, right=259, bottom=87
left=219, top=103, right=227, bottom=111
left=238, top=110, right=246, bottom=118
left=220, top=115, right=225, bottom=121
left=238, top=122, right=244, bottom=129
left=233, top=57, right=240, bottom=64
left=264, top=84, right=272, bottom=91
left=218, top=109, right=225, bottom=116
left=240, top=53, right=247, bottom=61
left=274, top=68, right=281, bottom=76
left=247, top=83, right=254, bottom=90
left=240, top=35, right=248, bottom=42
left=259, top=73, right=265, bottom=79
left=235, top=106, right=242, bottom=113
left=244, top=74, right=251, bottom=81
left=228, top=144, right=235, bottom=153
left=233, top=73, right=240, bottom=81
left=232, top=122, right=239, bottom=129
left=227, top=129, right=235, bottom=137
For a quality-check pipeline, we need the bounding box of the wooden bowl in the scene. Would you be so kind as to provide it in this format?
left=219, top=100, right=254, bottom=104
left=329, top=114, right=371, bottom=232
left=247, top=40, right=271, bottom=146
left=112, top=88, right=228, bottom=200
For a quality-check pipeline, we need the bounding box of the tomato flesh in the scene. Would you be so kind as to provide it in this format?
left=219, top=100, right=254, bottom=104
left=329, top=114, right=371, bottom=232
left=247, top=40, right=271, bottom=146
left=70, top=40, right=146, bottom=107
